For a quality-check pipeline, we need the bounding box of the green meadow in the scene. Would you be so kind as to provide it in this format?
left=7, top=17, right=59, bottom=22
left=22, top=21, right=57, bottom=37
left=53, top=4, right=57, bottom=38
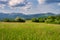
left=0, top=21, right=60, bottom=40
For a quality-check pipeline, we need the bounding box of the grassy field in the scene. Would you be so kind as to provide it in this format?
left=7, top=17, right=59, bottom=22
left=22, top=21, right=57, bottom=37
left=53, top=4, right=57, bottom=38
left=0, top=21, right=60, bottom=40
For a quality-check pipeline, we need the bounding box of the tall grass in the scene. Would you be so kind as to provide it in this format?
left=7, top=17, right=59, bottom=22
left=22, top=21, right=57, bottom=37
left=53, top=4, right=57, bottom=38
left=0, top=22, right=60, bottom=40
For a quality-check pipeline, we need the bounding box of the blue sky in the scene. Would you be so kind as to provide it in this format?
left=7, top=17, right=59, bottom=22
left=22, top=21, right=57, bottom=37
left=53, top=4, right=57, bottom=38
left=0, top=0, right=60, bottom=14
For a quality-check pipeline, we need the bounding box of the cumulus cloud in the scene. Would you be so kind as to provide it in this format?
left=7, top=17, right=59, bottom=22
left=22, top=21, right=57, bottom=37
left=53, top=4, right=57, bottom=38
left=0, top=0, right=60, bottom=14
left=58, top=3, right=60, bottom=6
left=7, top=0, right=32, bottom=11
left=0, top=0, right=7, bottom=1
left=20, top=2, right=32, bottom=10
left=0, top=4, right=6, bottom=8
left=0, top=0, right=32, bottom=10
left=8, top=0, right=32, bottom=9
left=37, top=0, right=60, bottom=4
left=38, top=0, right=45, bottom=4
left=8, top=0, right=25, bottom=6
left=10, top=2, right=32, bottom=11
left=0, top=10, right=10, bottom=13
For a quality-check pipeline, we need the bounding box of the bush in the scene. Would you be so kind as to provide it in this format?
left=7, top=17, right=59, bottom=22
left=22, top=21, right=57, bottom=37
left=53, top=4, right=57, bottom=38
left=15, top=17, right=25, bottom=22
left=45, top=16, right=55, bottom=23
left=38, top=18, right=45, bottom=22
left=32, top=18, right=39, bottom=22
left=54, top=19, right=60, bottom=24
left=45, top=16, right=60, bottom=24
left=45, top=19, right=54, bottom=23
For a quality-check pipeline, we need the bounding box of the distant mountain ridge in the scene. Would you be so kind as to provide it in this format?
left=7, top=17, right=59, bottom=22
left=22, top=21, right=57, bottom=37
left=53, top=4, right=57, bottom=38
left=0, top=13, right=55, bottom=20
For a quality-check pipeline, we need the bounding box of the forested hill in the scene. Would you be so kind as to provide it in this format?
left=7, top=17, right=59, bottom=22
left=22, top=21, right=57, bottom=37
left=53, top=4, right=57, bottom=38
left=0, top=13, right=55, bottom=19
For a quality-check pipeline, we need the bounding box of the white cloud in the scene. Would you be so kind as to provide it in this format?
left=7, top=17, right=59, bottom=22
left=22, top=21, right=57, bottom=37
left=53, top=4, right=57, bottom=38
left=8, top=0, right=25, bottom=6
left=0, top=4, right=6, bottom=8
left=0, top=0, right=32, bottom=11
left=20, top=2, right=32, bottom=10
left=38, top=0, right=45, bottom=4
left=58, top=3, right=60, bottom=6
left=8, top=1, right=32, bottom=11
left=0, top=0, right=7, bottom=1
left=0, top=9, right=11, bottom=13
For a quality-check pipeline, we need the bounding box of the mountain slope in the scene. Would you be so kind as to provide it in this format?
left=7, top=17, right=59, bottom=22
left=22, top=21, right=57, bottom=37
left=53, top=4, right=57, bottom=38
left=0, top=13, right=55, bottom=20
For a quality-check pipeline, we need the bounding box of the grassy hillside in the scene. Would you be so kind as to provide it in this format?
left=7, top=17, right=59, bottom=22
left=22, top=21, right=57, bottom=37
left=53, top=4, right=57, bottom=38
left=0, top=21, right=60, bottom=40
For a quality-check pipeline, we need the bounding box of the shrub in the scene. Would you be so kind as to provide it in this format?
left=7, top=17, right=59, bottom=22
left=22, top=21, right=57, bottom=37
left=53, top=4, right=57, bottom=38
left=15, top=17, right=25, bottom=22
left=32, top=18, right=39, bottom=22
left=38, top=18, right=45, bottom=22
left=45, top=16, right=55, bottom=23
left=45, top=19, right=54, bottom=23
left=54, top=19, right=60, bottom=24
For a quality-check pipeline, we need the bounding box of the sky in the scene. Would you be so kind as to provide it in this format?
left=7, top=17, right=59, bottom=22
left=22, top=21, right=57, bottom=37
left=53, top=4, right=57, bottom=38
left=0, top=0, right=60, bottom=14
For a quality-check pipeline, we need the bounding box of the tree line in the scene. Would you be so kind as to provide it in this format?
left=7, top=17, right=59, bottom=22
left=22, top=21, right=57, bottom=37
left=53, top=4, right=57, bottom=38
left=32, top=15, right=60, bottom=24
left=1, top=17, right=25, bottom=22
left=0, top=15, right=60, bottom=24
